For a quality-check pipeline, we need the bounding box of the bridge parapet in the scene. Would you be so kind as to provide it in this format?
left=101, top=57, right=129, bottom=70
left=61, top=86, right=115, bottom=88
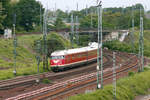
left=58, top=30, right=129, bottom=42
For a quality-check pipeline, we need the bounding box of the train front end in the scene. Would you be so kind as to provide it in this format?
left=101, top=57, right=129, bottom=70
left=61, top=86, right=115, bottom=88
left=50, top=52, right=65, bottom=72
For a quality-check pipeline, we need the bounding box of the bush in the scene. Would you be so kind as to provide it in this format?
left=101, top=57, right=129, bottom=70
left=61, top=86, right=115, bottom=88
left=77, top=35, right=91, bottom=46
left=128, top=72, right=135, bottom=76
left=144, top=67, right=149, bottom=71
left=34, top=32, right=71, bottom=57
left=42, top=78, right=51, bottom=84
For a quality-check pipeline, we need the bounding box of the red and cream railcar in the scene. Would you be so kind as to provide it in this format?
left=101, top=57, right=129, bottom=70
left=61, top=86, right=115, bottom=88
left=50, top=42, right=99, bottom=71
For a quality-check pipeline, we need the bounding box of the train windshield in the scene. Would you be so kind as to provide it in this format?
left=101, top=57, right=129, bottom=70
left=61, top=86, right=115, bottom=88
left=51, top=56, right=64, bottom=59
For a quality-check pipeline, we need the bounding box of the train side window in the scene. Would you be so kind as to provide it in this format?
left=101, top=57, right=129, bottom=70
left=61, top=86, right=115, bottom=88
left=67, top=55, right=71, bottom=61
left=72, top=55, right=76, bottom=60
left=59, top=56, right=65, bottom=59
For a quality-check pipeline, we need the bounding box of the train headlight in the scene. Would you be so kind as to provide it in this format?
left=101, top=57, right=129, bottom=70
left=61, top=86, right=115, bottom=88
left=53, top=60, right=59, bottom=63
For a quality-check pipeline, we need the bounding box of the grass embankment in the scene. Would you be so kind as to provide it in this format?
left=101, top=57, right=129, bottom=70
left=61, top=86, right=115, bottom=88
left=69, top=68, right=150, bottom=100
left=104, top=30, right=150, bottom=57
left=0, top=32, right=71, bottom=80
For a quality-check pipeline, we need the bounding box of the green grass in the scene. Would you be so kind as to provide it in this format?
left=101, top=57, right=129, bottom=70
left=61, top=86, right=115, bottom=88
left=0, top=63, right=44, bottom=80
left=0, top=34, right=43, bottom=80
left=0, top=33, right=71, bottom=80
left=0, top=38, right=36, bottom=69
left=69, top=68, right=150, bottom=100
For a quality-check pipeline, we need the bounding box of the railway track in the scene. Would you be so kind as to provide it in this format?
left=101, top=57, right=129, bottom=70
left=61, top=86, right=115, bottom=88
left=0, top=50, right=120, bottom=99
left=36, top=56, right=139, bottom=100
left=40, top=56, right=139, bottom=100
left=6, top=54, right=139, bottom=100
left=0, top=50, right=115, bottom=90
left=2, top=50, right=148, bottom=100
left=2, top=50, right=140, bottom=100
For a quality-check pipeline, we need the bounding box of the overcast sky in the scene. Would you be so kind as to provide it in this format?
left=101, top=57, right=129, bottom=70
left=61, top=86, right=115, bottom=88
left=37, top=0, right=150, bottom=11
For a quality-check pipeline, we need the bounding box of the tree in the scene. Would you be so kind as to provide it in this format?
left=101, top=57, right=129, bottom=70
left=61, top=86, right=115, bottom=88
left=2, top=0, right=44, bottom=32
left=79, top=4, right=148, bottom=30
left=34, top=33, right=66, bottom=57
left=0, top=1, right=8, bottom=30
left=0, top=2, right=5, bottom=30
left=80, top=14, right=97, bottom=29
left=2, top=0, right=15, bottom=29
left=56, top=9, right=68, bottom=19
left=13, top=0, right=44, bottom=31
left=54, top=17, right=66, bottom=30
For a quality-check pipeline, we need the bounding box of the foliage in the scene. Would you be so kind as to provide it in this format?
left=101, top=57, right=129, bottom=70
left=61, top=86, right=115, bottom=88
left=54, top=17, right=66, bottom=30
left=69, top=68, right=150, bottom=100
left=2, top=0, right=14, bottom=28
left=104, top=4, right=144, bottom=14
left=0, top=32, right=72, bottom=80
left=71, top=33, right=95, bottom=47
left=103, top=40, right=135, bottom=53
left=80, top=14, right=97, bottom=29
left=103, top=30, right=150, bottom=57
left=0, top=34, right=45, bottom=80
left=45, top=4, right=149, bottom=31
left=2, top=2, right=150, bottom=32
left=2, top=0, right=44, bottom=32
left=34, top=32, right=71, bottom=57
left=0, top=63, right=45, bottom=80
left=56, top=9, right=68, bottom=19
left=0, top=2, right=6, bottom=30
left=79, top=4, right=150, bottom=30
left=15, top=0, right=44, bottom=31
left=42, top=78, right=51, bottom=84
left=128, top=72, right=135, bottom=76
left=47, top=38, right=65, bottom=56
left=78, top=35, right=92, bottom=46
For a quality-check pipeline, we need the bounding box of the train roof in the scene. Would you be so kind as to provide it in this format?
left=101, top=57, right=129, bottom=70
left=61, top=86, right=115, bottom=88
left=51, top=42, right=100, bottom=56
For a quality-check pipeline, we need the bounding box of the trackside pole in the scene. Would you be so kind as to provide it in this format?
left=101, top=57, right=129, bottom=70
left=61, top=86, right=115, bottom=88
left=13, top=13, right=17, bottom=76
left=86, top=4, right=88, bottom=16
left=99, top=1, right=103, bottom=90
left=75, top=16, right=79, bottom=45
left=76, top=3, right=79, bottom=45
left=36, top=40, right=41, bottom=83
left=43, top=9, right=48, bottom=70
left=97, top=0, right=103, bottom=89
left=90, top=9, right=93, bottom=42
left=71, top=14, right=74, bottom=48
left=139, top=7, right=144, bottom=72
left=113, top=52, right=116, bottom=100
left=130, top=5, right=135, bottom=53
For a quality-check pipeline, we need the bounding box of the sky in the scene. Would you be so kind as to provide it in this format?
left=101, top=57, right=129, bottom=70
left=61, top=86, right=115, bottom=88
left=37, top=0, right=150, bottom=11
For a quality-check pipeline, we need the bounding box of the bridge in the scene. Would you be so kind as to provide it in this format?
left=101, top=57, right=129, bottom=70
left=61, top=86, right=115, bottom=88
left=58, top=29, right=129, bottom=42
